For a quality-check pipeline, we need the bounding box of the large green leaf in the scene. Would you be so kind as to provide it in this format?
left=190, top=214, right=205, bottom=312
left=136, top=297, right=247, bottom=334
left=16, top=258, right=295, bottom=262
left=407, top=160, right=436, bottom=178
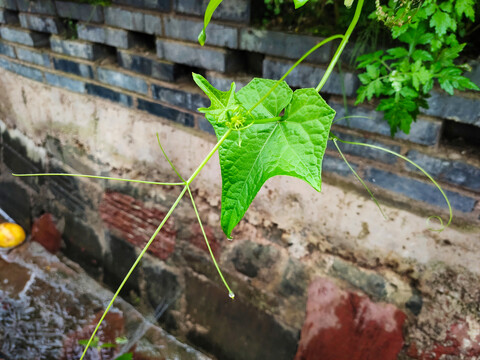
left=196, top=76, right=335, bottom=237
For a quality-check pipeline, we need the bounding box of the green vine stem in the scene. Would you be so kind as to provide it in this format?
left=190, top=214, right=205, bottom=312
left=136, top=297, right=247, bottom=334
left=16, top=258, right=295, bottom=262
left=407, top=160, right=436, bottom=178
left=316, top=0, right=365, bottom=92
left=247, top=34, right=344, bottom=115
left=186, top=185, right=235, bottom=298
left=332, top=138, right=388, bottom=220
left=12, top=173, right=184, bottom=186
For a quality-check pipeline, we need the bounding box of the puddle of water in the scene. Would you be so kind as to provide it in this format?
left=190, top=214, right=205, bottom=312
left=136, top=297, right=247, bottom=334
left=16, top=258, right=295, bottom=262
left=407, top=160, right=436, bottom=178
left=0, top=241, right=210, bottom=360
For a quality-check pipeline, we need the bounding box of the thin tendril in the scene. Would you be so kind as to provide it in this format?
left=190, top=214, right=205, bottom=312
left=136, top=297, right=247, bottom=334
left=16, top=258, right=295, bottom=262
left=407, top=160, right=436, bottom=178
left=186, top=184, right=235, bottom=299
left=12, top=173, right=184, bottom=186
left=156, top=133, right=185, bottom=182
left=334, top=136, right=452, bottom=231
left=332, top=138, right=389, bottom=220
left=247, top=34, right=344, bottom=116
left=316, top=0, right=365, bottom=92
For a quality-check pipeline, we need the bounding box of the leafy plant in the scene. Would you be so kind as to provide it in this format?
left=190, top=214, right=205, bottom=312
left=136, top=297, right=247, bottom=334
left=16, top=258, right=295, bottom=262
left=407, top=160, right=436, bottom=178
left=14, top=0, right=455, bottom=358
left=356, top=0, right=479, bottom=136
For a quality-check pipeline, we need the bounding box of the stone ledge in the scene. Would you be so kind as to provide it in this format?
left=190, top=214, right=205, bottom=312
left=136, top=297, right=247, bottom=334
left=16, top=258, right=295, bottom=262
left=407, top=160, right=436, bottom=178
left=240, top=28, right=331, bottom=64
left=164, top=16, right=238, bottom=49
left=19, top=12, right=64, bottom=34
left=174, top=0, right=250, bottom=23
left=156, top=38, right=241, bottom=73
left=365, top=167, right=477, bottom=213
left=423, top=90, right=480, bottom=127
left=50, top=36, right=111, bottom=60
left=77, top=23, right=138, bottom=49
left=405, top=150, right=480, bottom=192
left=117, top=49, right=181, bottom=82
left=55, top=0, right=104, bottom=23
left=104, top=6, right=162, bottom=35
left=263, top=57, right=359, bottom=97
left=329, top=100, right=442, bottom=146
left=16, top=0, right=56, bottom=15
left=14, top=44, right=50, bottom=66
left=0, top=25, right=49, bottom=47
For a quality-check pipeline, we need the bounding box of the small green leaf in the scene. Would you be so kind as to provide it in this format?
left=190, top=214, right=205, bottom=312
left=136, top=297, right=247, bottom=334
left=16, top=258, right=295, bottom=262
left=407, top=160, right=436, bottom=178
left=400, top=86, right=418, bottom=98
left=430, top=10, right=455, bottom=36
left=366, top=64, right=380, bottom=79
left=365, top=79, right=384, bottom=100
left=358, top=73, right=371, bottom=85
left=387, top=47, right=409, bottom=59
left=417, top=32, right=434, bottom=45
left=412, top=50, right=433, bottom=61
left=437, top=43, right=466, bottom=67
left=458, top=77, right=480, bottom=91
left=411, top=65, right=431, bottom=91
left=379, top=99, right=415, bottom=136
left=439, top=1, right=452, bottom=13
left=356, top=50, right=384, bottom=68
left=391, top=25, right=408, bottom=39
left=344, top=0, right=354, bottom=8
left=456, top=0, right=475, bottom=21
left=440, top=80, right=455, bottom=95
left=193, top=73, right=240, bottom=125
left=198, top=0, right=223, bottom=46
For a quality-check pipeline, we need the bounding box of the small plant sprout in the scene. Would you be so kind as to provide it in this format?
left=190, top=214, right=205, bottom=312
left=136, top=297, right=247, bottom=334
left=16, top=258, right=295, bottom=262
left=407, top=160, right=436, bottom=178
left=13, top=0, right=454, bottom=358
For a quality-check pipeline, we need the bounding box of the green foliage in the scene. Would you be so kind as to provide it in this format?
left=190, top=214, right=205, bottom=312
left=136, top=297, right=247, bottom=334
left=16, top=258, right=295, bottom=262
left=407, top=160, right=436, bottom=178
left=357, top=0, right=479, bottom=136
left=194, top=74, right=335, bottom=237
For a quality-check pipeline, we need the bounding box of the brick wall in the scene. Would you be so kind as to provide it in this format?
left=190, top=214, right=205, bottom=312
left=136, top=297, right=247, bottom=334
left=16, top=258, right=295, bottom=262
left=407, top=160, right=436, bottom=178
left=1, top=1, right=480, bottom=359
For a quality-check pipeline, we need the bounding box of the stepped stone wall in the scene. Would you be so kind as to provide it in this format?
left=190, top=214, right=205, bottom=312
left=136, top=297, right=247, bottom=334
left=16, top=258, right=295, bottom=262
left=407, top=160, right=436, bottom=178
left=1, top=1, right=480, bottom=359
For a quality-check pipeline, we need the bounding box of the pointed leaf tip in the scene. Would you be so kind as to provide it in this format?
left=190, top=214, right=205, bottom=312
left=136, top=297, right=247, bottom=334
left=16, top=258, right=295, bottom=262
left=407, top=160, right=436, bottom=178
left=198, top=30, right=206, bottom=46
left=293, top=0, right=310, bottom=9
left=198, top=0, right=223, bottom=45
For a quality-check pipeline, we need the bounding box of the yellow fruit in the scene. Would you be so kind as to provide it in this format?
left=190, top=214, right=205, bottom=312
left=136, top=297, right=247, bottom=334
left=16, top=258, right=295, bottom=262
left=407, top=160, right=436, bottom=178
left=0, top=222, right=26, bottom=248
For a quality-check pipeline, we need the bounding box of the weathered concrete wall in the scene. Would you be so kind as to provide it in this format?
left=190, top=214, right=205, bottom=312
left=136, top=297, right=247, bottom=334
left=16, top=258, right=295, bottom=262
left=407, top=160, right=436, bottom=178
left=1, top=69, right=480, bottom=359
left=1, top=0, right=480, bottom=359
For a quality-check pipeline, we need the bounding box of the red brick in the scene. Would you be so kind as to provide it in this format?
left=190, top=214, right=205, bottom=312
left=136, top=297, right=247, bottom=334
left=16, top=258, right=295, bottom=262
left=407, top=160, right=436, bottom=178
left=99, top=191, right=176, bottom=260
left=295, top=278, right=406, bottom=360
left=31, top=213, right=62, bottom=253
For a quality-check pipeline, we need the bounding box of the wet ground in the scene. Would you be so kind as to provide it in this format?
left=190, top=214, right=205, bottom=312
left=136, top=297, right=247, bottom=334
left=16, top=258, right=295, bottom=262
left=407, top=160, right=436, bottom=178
left=0, top=238, right=210, bottom=360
